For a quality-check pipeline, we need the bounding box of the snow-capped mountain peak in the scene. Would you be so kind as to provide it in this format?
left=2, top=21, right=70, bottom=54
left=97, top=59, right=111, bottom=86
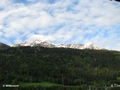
left=12, top=39, right=55, bottom=47
left=84, top=42, right=93, bottom=46
left=83, top=42, right=100, bottom=49
left=33, top=39, right=42, bottom=44
left=12, top=39, right=100, bottom=50
left=84, top=42, right=94, bottom=48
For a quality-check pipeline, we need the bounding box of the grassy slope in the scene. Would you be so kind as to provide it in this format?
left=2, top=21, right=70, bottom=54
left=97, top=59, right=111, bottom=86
left=19, top=82, right=81, bottom=88
left=19, top=82, right=61, bottom=87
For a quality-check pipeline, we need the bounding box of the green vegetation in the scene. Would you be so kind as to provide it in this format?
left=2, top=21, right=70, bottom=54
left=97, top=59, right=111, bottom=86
left=19, top=82, right=60, bottom=87
left=110, top=87, right=120, bottom=90
left=19, top=82, right=87, bottom=90
left=117, top=77, right=120, bottom=81
left=0, top=46, right=120, bottom=89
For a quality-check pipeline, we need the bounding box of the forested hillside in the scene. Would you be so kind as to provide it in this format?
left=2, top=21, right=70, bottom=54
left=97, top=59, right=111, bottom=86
left=0, top=46, right=120, bottom=89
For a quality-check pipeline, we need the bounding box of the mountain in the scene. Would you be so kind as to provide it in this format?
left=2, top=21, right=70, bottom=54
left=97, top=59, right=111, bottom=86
left=0, top=42, right=10, bottom=50
left=1, top=40, right=120, bottom=89
left=1, top=44, right=120, bottom=88
left=12, top=39, right=101, bottom=50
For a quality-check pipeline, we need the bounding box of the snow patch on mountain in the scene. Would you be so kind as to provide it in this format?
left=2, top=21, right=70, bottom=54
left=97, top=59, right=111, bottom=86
left=12, top=39, right=101, bottom=50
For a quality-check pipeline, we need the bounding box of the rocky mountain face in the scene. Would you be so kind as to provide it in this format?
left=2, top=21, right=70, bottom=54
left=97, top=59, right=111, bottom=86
left=11, top=39, right=100, bottom=50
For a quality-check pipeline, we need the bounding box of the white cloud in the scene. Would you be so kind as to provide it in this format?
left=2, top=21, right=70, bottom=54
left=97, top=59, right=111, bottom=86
left=0, top=0, right=120, bottom=51
left=26, top=34, right=54, bottom=41
left=0, top=0, right=10, bottom=7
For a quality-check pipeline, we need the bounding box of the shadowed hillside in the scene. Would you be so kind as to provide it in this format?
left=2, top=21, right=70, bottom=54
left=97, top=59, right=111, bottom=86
left=0, top=43, right=10, bottom=50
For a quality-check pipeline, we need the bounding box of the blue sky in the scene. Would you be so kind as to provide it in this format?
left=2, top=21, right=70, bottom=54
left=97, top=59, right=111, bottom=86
left=0, top=0, right=120, bottom=50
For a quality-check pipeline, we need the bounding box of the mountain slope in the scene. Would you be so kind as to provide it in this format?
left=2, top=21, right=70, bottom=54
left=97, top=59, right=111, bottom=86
left=0, top=42, right=10, bottom=50
left=0, top=46, right=120, bottom=87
